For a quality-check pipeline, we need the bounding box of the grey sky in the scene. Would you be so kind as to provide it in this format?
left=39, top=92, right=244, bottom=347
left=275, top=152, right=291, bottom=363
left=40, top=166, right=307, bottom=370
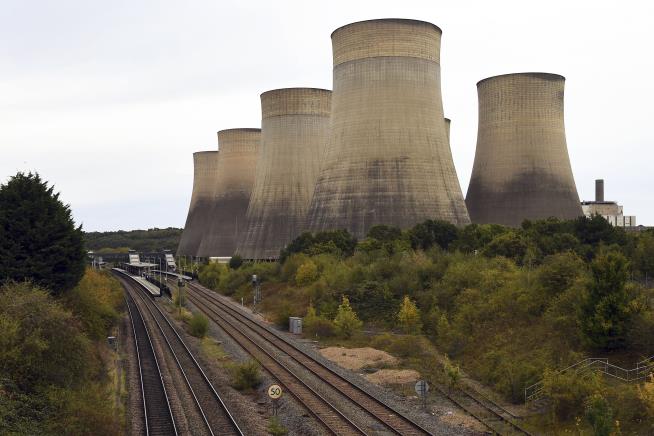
left=2, top=0, right=652, bottom=231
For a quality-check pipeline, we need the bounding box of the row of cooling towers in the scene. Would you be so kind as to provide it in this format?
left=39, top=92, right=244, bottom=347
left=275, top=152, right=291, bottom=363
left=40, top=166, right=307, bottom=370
left=177, top=18, right=583, bottom=260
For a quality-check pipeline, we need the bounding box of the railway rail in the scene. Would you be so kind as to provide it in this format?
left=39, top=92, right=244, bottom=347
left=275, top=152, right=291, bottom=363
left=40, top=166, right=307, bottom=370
left=180, top=279, right=432, bottom=435
left=116, top=271, right=243, bottom=436
left=124, top=291, right=177, bottom=436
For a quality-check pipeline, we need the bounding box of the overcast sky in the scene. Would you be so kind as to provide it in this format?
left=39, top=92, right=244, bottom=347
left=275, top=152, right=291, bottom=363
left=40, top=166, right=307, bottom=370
left=2, top=0, right=652, bottom=231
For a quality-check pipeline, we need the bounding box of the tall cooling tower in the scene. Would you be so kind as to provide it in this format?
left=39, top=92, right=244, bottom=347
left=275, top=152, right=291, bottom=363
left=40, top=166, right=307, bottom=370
left=237, top=88, right=331, bottom=260
left=176, top=151, right=218, bottom=257
left=306, top=19, right=470, bottom=239
left=465, top=73, right=582, bottom=227
left=196, top=129, right=260, bottom=258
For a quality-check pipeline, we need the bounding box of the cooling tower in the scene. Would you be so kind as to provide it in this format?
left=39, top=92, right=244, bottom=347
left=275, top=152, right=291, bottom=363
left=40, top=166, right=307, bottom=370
left=237, top=88, right=331, bottom=260
left=306, top=19, right=470, bottom=239
left=196, top=129, right=260, bottom=258
left=465, top=73, right=582, bottom=227
left=176, top=151, right=219, bottom=257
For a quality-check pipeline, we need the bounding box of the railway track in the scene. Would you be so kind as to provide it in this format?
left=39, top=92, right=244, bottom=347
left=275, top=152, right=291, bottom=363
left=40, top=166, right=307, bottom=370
left=124, top=291, right=177, bottom=436
left=182, top=280, right=432, bottom=435
left=117, top=273, right=243, bottom=436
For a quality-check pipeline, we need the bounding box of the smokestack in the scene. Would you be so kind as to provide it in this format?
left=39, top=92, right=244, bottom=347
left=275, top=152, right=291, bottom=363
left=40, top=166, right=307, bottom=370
left=595, top=179, right=604, bottom=202
left=465, top=73, right=583, bottom=226
left=237, top=88, right=331, bottom=260
left=306, top=19, right=470, bottom=238
left=176, top=151, right=219, bottom=257
left=196, top=128, right=260, bottom=258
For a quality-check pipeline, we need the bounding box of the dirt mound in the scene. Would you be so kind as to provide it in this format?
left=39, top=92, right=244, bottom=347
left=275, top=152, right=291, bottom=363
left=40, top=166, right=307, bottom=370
left=365, top=369, right=420, bottom=385
left=319, top=346, right=397, bottom=370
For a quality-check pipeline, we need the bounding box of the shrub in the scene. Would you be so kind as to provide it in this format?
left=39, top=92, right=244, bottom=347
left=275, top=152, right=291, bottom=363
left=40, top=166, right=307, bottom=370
left=188, top=313, right=209, bottom=338
left=268, top=416, right=288, bottom=436
left=541, top=368, right=603, bottom=422
left=333, top=296, right=363, bottom=339
left=443, top=358, right=461, bottom=390
left=303, top=306, right=335, bottom=338
left=229, top=255, right=244, bottom=269
left=585, top=393, right=614, bottom=436
left=396, top=295, right=422, bottom=334
left=229, top=360, right=262, bottom=391
left=295, top=260, right=319, bottom=286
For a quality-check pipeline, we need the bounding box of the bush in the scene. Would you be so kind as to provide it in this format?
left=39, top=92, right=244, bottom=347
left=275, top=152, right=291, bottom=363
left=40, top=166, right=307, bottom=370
left=585, top=393, right=614, bottom=436
left=396, top=295, right=422, bottom=334
left=333, top=296, right=363, bottom=339
left=303, top=306, right=335, bottom=338
left=268, top=416, right=288, bottom=436
left=541, top=369, right=604, bottom=422
left=229, top=360, right=262, bottom=391
left=229, top=255, right=244, bottom=269
left=295, top=260, right=319, bottom=286
left=188, top=313, right=209, bottom=338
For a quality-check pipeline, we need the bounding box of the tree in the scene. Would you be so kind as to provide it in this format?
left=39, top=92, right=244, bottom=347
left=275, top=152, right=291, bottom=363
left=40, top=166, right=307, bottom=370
left=0, top=172, right=85, bottom=294
left=295, top=260, right=319, bottom=286
left=580, top=251, right=633, bottom=349
left=409, top=219, right=460, bottom=251
left=397, top=295, right=422, bottom=334
left=333, top=295, right=362, bottom=339
left=633, top=233, right=654, bottom=285
left=228, top=255, right=243, bottom=269
left=585, top=393, right=614, bottom=436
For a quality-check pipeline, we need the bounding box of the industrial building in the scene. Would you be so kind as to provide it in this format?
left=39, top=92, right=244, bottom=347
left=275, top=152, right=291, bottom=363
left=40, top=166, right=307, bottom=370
left=237, top=88, right=331, bottom=260
left=581, top=179, right=636, bottom=227
left=196, top=128, right=260, bottom=258
left=176, top=151, right=219, bottom=257
left=306, top=19, right=470, bottom=239
left=466, top=73, right=583, bottom=227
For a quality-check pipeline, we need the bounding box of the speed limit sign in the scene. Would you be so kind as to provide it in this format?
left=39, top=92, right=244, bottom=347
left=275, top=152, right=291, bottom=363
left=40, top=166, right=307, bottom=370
left=267, top=384, right=283, bottom=399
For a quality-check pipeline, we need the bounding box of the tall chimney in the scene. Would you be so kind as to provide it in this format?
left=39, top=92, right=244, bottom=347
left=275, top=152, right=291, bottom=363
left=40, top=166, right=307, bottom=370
left=595, top=179, right=604, bottom=202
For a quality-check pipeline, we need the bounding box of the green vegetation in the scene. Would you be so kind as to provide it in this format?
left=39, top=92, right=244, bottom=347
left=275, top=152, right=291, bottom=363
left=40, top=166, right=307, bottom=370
left=199, top=215, right=654, bottom=433
left=228, top=360, right=262, bottom=391
left=188, top=312, right=209, bottom=338
left=267, top=416, right=288, bottom=436
left=84, top=227, right=182, bottom=252
left=0, top=271, right=124, bottom=434
left=0, top=172, right=86, bottom=295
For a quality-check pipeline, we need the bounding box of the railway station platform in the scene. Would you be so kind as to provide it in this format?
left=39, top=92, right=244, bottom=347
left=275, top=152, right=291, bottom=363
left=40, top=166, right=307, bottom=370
left=113, top=268, right=161, bottom=297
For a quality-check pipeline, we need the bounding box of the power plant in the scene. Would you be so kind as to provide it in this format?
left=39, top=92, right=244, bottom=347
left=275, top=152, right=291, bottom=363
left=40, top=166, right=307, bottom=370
left=465, top=73, right=583, bottom=227
left=305, top=19, right=470, bottom=239
left=196, top=128, right=260, bottom=258
left=237, top=88, right=331, bottom=260
left=176, top=151, right=219, bottom=257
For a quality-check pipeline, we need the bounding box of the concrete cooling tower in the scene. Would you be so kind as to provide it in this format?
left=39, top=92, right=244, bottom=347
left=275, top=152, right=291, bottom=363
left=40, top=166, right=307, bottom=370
left=306, top=19, right=470, bottom=239
left=196, top=128, right=260, bottom=258
left=237, top=88, right=331, bottom=260
left=465, top=73, right=583, bottom=227
left=176, top=151, right=219, bottom=257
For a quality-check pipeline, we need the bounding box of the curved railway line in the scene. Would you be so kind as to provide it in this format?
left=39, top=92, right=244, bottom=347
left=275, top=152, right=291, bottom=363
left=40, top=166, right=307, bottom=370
left=124, top=291, right=177, bottom=436
left=179, top=279, right=432, bottom=435
left=182, top=278, right=534, bottom=436
left=116, top=272, right=243, bottom=436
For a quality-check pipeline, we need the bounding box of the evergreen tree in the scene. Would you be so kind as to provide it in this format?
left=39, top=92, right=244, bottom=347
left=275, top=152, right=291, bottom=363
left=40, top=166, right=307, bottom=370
left=0, top=172, right=85, bottom=294
left=333, top=295, right=362, bottom=339
left=397, top=295, right=422, bottom=334
left=580, top=251, right=633, bottom=349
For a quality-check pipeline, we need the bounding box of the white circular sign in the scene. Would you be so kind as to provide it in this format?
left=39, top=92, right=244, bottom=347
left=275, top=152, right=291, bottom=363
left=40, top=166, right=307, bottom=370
left=414, top=380, right=429, bottom=396
left=268, top=384, right=283, bottom=399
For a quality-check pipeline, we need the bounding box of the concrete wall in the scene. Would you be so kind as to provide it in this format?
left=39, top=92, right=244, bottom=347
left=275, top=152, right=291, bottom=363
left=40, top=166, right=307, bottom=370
left=237, top=88, right=331, bottom=260
left=176, top=151, right=218, bottom=256
left=196, top=128, right=260, bottom=257
left=466, top=73, right=583, bottom=227
left=306, top=19, right=470, bottom=239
